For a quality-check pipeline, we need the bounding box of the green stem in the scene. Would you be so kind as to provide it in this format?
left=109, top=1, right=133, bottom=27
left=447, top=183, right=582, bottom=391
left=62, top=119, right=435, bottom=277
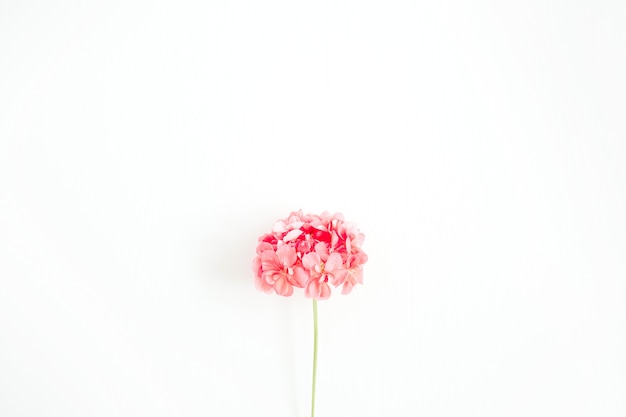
left=311, top=299, right=318, bottom=417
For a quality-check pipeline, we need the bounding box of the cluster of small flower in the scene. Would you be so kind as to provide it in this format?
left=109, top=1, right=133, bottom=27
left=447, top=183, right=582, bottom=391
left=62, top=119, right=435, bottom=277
left=253, top=210, right=368, bottom=299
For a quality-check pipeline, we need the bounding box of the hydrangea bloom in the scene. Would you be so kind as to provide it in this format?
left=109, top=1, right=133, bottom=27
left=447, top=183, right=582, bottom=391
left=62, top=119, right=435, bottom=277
left=253, top=210, right=368, bottom=300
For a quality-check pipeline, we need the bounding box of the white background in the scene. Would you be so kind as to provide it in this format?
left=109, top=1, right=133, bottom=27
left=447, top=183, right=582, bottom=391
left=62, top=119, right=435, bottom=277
left=1, top=1, right=625, bottom=416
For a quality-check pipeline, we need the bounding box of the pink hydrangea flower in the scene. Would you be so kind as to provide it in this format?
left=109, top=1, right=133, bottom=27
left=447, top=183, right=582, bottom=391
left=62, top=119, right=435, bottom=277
left=252, top=210, right=368, bottom=300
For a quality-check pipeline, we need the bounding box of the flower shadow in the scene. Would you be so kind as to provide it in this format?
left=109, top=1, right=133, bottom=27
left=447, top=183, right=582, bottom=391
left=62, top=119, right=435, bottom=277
left=200, top=207, right=306, bottom=416
left=201, top=208, right=278, bottom=288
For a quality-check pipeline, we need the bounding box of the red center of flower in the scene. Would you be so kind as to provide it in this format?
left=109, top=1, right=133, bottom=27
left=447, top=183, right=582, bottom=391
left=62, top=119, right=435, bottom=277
left=320, top=262, right=328, bottom=282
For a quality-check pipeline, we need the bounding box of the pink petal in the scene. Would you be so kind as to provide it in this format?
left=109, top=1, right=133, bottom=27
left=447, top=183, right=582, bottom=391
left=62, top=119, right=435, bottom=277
left=352, top=233, right=365, bottom=248
left=276, top=245, right=297, bottom=268
left=355, top=252, right=368, bottom=265
left=314, top=242, right=329, bottom=260
left=305, top=280, right=319, bottom=298
left=330, top=268, right=348, bottom=286
left=353, top=267, right=364, bottom=284
left=296, top=240, right=312, bottom=254
left=283, top=229, right=303, bottom=242
left=274, top=276, right=293, bottom=297
left=255, top=242, right=273, bottom=256
left=264, top=272, right=277, bottom=285
left=272, top=220, right=288, bottom=234
left=325, top=252, right=343, bottom=272
left=291, top=266, right=309, bottom=288
left=254, top=273, right=273, bottom=293
left=341, top=281, right=354, bottom=295
left=252, top=257, right=262, bottom=279
left=319, top=282, right=331, bottom=300
left=261, top=250, right=282, bottom=273
left=302, top=252, right=320, bottom=271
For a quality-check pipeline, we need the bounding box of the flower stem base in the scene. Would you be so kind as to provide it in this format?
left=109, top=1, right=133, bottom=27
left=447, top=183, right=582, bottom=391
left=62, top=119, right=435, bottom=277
left=311, top=299, right=318, bottom=417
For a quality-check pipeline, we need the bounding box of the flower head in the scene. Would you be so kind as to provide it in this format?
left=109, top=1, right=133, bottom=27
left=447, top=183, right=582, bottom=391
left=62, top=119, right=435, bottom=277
left=252, top=210, right=367, bottom=300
